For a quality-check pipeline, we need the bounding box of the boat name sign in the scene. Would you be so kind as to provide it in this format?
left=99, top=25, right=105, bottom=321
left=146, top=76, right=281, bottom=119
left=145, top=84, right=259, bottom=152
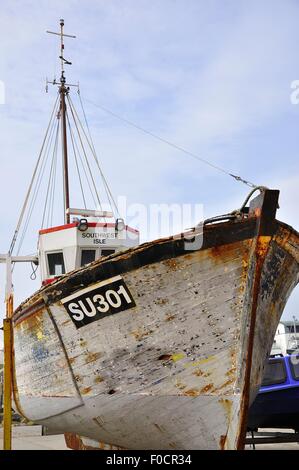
left=80, top=231, right=116, bottom=245
left=61, top=275, right=136, bottom=328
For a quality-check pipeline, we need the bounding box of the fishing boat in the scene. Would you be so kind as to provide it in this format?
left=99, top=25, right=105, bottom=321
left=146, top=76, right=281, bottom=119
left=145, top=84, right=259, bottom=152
left=8, top=21, right=299, bottom=450
left=247, top=354, right=299, bottom=432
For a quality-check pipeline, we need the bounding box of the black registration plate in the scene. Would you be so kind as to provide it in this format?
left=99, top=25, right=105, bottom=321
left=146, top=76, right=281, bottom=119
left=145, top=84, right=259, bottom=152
left=61, top=275, right=136, bottom=329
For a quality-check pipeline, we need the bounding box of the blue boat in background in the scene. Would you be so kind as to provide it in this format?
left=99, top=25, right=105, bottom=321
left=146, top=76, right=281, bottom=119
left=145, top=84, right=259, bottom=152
left=247, top=355, right=299, bottom=431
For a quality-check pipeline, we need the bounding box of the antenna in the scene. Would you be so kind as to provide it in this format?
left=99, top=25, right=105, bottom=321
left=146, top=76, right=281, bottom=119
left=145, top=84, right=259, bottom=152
left=46, top=20, right=77, bottom=224
left=46, top=18, right=76, bottom=84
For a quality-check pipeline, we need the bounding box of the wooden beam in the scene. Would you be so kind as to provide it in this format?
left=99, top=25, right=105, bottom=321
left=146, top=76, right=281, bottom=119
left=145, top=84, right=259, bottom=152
left=3, top=317, right=13, bottom=450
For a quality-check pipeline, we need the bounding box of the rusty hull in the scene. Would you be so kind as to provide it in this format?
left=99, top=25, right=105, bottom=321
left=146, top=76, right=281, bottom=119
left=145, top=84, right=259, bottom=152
left=64, top=432, right=123, bottom=450
left=11, top=190, right=299, bottom=449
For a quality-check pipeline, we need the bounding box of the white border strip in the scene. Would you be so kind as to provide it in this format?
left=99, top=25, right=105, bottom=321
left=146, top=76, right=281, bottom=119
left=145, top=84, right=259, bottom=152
left=61, top=275, right=122, bottom=304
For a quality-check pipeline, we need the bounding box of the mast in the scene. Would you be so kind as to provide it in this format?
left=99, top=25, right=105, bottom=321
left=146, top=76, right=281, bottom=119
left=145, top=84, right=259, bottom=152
left=60, top=74, right=70, bottom=224
left=47, top=19, right=76, bottom=224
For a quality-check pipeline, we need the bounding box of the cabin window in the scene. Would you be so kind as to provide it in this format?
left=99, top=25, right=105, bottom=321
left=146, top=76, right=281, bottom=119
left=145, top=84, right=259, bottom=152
left=81, top=249, right=96, bottom=266
left=47, top=252, right=65, bottom=276
left=101, top=249, right=115, bottom=257
left=261, top=359, right=287, bottom=387
left=285, top=325, right=299, bottom=333
left=289, top=355, right=299, bottom=381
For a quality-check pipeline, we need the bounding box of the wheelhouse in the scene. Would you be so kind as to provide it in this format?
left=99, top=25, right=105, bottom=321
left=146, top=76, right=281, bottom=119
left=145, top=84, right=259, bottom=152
left=39, top=217, right=139, bottom=285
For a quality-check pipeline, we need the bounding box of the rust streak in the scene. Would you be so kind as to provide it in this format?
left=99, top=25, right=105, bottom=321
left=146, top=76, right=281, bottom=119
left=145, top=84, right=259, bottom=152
left=175, top=381, right=186, bottom=390
left=165, top=313, right=175, bottom=322
left=219, top=398, right=232, bottom=418
left=163, top=259, right=178, bottom=270
left=209, top=244, right=234, bottom=263
left=219, top=434, right=227, bottom=450
left=131, top=329, right=150, bottom=341
left=237, top=234, right=273, bottom=449
left=225, top=366, right=236, bottom=377
left=154, top=423, right=164, bottom=433
left=184, top=388, right=200, bottom=397
left=169, top=442, right=177, bottom=448
left=155, top=298, right=169, bottom=305
left=85, top=351, right=102, bottom=363
left=94, top=376, right=104, bottom=384
left=199, top=384, right=213, bottom=394
left=64, top=432, right=124, bottom=450
left=192, top=369, right=204, bottom=377
left=213, top=377, right=234, bottom=392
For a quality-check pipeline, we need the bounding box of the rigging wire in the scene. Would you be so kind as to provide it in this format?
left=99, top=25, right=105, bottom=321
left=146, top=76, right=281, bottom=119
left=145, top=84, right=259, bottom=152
left=82, top=96, right=257, bottom=189
left=47, top=124, right=59, bottom=228
left=73, top=93, right=120, bottom=215
left=48, top=119, right=60, bottom=228
left=66, top=109, right=87, bottom=210
left=49, top=127, right=59, bottom=227
left=9, top=94, right=60, bottom=255
left=68, top=95, right=109, bottom=220
left=70, top=122, right=98, bottom=208
left=16, top=99, right=60, bottom=248
left=77, top=89, right=110, bottom=216
left=16, top=112, right=59, bottom=256
left=70, top=93, right=120, bottom=217
left=66, top=94, right=104, bottom=213
left=41, top=118, right=60, bottom=228
left=78, top=89, right=97, bottom=157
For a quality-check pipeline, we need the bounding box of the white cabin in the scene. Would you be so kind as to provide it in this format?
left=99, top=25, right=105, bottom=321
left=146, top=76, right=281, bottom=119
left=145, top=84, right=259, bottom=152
left=38, top=217, right=139, bottom=285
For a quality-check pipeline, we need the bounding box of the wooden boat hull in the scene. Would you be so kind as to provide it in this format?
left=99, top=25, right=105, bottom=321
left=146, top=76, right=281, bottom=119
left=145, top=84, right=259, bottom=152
left=11, top=191, right=299, bottom=449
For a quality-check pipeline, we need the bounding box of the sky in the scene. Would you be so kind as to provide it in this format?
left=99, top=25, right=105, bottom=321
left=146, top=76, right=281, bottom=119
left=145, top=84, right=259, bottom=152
left=0, top=0, right=299, bottom=347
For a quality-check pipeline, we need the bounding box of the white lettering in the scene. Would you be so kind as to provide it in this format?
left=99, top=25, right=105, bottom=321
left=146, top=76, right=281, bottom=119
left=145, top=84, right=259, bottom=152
left=117, top=285, right=132, bottom=303
left=105, top=290, right=122, bottom=308
left=78, top=298, right=97, bottom=317
left=93, top=294, right=109, bottom=313
left=107, top=455, right=141, bottom=467
left=68, top=302, right=84, bottom=321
